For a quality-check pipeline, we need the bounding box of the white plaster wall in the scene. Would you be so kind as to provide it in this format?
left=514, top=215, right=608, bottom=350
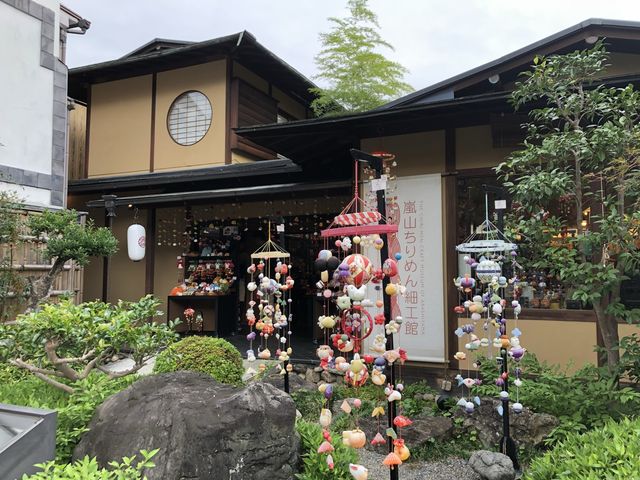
left=0, top=181, right=51, bottom=207
left=38, top=0, right=60, bottom=58
left=0, top=1, right=55, bottom=204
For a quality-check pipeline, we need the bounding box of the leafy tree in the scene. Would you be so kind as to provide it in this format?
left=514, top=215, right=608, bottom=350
left=25, top=209, right=118, bottom=310
left=0, top=192, right=25, bottom=318
left=310, top=0, right=412, bottom=116
left=497, top=41, right=640, bottom=372
left=2, top=295, right=178, bottom=393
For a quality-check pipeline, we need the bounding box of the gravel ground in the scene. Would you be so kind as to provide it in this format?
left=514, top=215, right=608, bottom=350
left=357, top=449, right=480, bottom=480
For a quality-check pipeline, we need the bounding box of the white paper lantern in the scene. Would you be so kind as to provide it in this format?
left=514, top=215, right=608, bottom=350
left=127, top=223, right=146, bottom=261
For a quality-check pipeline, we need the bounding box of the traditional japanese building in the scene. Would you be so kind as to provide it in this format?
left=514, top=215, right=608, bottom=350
left=68, top=19, right=640, bottom=371
left=236, top=19, right=640, bottom=370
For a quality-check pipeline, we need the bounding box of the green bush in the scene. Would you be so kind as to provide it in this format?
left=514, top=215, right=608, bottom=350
left=23, top=449, right=158, bottom=480
left=154, top=336, right=244, bottom=386
left=475, top=354, right=640, bottom=444
left=1, top=296, right=177, bottom=393
left=295, top=419, right=357, bottom=480
left=525, top=417, right=640, bottom=479
left=0, top=371, right=135, bottom=462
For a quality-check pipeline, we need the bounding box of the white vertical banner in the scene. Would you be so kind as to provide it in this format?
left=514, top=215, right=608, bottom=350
left=364, top=174, right=446, bottom=363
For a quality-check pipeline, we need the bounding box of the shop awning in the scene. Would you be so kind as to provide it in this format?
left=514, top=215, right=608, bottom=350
left=85, top=180, right=352, bottom=209
left=69, top=158, right=303, bottom=194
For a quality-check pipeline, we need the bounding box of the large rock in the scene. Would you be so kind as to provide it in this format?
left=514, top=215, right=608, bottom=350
left=74, top=372, right=299, bottom=480
left=454, top=397, right=558, bottom=448
left=356, top=412, right=453, bottom=451
left=469, top=450, right=515, bottom=480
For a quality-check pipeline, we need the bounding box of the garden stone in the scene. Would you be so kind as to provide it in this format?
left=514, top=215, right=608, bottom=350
left=305, top=367, right=321, bottom=383
left=469, top=450, right=515, bottom=480
left=74, top=372, right=299, bottom=480
left=321, top=369, right=337, bottom=383
left=261, top=367, right=316, bottom=393
left=454, top=397, right=558, bottom=448
left=356, top=413, right=453, bottom=451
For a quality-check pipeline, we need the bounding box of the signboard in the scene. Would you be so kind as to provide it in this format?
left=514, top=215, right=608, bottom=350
left=365, top=174, right=446, bottom=363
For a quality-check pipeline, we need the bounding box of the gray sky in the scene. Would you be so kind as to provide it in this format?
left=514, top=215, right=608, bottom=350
left=63, top=0, right=640, bottom=92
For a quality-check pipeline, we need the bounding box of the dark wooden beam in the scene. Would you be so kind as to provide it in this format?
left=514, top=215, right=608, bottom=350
left=102, top=211, right=113, bottom=302
left=149, top=72, right=157, bottom=172
left=83, top=86, right=91, bottom=178
left=444, top=128, right=459, bottom=371
left=225, top=57, right=232, bottom=165
left=145, top=208, right=156, bottom=295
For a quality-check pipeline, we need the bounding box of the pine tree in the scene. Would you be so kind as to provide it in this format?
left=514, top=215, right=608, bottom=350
left=311, top=0, right=413, bottom=116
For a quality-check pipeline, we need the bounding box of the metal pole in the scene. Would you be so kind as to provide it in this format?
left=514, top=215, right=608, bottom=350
left=499, top=345, right=520, bottom=471
left=350, top=149, right=398, bottom=480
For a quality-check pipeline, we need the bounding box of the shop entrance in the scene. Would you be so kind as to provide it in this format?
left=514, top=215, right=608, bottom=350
left=155, top=195, right=349, bottom=362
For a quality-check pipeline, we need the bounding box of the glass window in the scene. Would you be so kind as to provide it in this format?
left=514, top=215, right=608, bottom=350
left=167, top=91, right=212, bottom=146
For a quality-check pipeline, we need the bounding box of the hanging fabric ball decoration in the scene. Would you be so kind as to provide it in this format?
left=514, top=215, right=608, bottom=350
left=343, top=254, right=373, bottom=287
left=127, top=223, right=146, bottom=262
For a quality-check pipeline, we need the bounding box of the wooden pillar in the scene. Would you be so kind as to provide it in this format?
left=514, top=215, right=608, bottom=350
left=444, top=128, right=459, bottom=371
left=145, top=208, right=156, bottom=295
left=101, top=195, right=117, bottom=302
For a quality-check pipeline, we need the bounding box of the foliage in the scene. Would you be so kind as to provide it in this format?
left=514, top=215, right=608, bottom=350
left=154, top=336, right=244, bottom=386
left=0, top=370, right=135, bottom=462
left=0, top=191, right=26, bottom=320
left=291, top=388, right=325, bottom=421
left=295, top=419, right=357, bottom=480
left=412, top=428, right=480, bottom=462
left=310, top=0, right=412, bottom=116
left=475, top=354, right=640, bottom=444
left=2, top=296, right=177, bottom=393
left=524, top=417, right=640, bottom=480
left=25, top=209, right=118, bottom=310
left=496, top=41, right=640, bottom=370
left=618, top=333, right=640, bottom=383
left=23, top=449, right=158, bottom=480
left=401, top=381, right=439, bottom=417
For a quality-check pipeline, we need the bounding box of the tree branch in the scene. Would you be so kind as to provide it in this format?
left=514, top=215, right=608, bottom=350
left=32, top=372, right=74, bottom=394
left=53, top=349, right=96, bottom=365
left=10, top=358, right=65, bottom=377
left=44, top=339, right=79, bottom=381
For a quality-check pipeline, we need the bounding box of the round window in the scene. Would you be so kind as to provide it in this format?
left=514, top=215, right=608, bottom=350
left=167, top=91, right=212, bottom=146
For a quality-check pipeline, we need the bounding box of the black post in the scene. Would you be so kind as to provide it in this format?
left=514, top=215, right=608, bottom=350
left=350, top=149, right=398, bottom=480
left=102, top=195, right=117, bottom=302
left=499, top=346, right=520, bottom=471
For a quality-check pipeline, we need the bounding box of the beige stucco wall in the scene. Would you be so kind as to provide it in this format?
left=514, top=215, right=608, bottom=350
left=455, top=125, right=514, bottom=170
left=231, top=152, right=257, bottom=164
left=457, top=319, right=598, bottom=372
left=154, top=61, right=227, bottom=172
left=88, top=76, right=152, bottom=177
left=361, top=131, right=446, bottom=176
left=106, top=209, right=146, bottom=304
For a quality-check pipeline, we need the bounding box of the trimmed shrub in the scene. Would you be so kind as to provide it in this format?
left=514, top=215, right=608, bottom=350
left=23, top=449, right=157, bottom=479
left=154, top=336, right=244, bottom=386
left=525, top=417, right=640, bottom=479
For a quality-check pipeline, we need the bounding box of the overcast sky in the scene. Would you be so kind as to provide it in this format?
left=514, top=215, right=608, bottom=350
left=63, top=0, right=640, bottom=92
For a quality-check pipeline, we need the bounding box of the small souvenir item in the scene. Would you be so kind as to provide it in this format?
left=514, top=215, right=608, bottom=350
left=245, top=222, right=294, bottom=381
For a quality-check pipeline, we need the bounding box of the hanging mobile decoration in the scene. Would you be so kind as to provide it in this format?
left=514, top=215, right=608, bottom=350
left=312, top=152, right=409, bottom=478
left=244, top=222, right=294, bottom=387
left=453, top=189, right=523, bottom=469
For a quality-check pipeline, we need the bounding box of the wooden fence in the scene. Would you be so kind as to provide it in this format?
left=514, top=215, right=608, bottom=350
left=0, top=213, right=84, bottom=322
